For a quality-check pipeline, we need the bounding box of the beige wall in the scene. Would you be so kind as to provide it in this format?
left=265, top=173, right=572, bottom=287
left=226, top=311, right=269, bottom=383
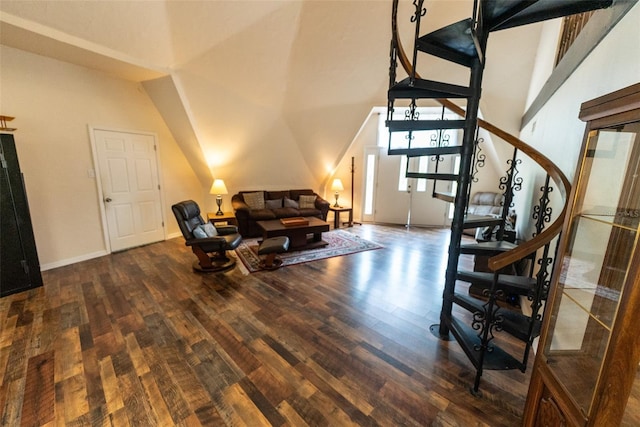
left=517, top=2, right=640, bottom=240
left=0, top=46, right=203, bottom=269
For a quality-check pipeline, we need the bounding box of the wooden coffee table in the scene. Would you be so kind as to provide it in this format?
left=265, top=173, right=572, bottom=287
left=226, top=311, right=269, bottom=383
left=256, top=217, right=330, bottom=251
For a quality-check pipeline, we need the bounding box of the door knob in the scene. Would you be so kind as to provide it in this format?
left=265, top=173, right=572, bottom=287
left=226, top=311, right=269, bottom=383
left=104, top=197, right=112, bottom=203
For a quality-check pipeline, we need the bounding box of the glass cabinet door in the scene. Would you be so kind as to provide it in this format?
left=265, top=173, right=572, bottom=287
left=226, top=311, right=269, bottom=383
left=543, top=121, right=640, bottom=416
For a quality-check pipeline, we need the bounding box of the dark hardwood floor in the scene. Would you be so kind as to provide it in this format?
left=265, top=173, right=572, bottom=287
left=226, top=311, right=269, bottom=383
left=0, top=224, right=531, bottom=426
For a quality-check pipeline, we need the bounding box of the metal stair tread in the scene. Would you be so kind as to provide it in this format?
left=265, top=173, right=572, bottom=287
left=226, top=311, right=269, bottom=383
left=433, top=191, right=455, bottom=203
left=416, top=18, right=481, bottom=67
left=445, top=316, right=523, bottom=371
left=456, top=270, right=537, bottom=294
left=386, top=119, right=466, bottom=132
left=462, top=214, right=502, bottom=229
left=459, top=240, right=518, bottom=255
left=388, top=146, right=463, bottom=157
left=453, top=292, right=541, bottom=343
left=405, top=172, right=458, bottom=181
left=388, top=77, right=472, bottom=100
left=484, top=0, right=614, bottom=32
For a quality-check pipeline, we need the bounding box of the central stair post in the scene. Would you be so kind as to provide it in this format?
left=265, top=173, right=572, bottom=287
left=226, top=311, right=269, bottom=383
left=438, top=51, right=487, bottom=337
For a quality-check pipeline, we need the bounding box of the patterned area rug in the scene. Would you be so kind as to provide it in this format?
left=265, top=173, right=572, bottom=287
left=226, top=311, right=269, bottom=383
left=234, top=229, right=382, bottom=273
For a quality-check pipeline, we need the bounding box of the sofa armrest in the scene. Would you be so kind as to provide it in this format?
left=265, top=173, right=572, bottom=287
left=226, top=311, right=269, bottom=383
left=315, top=195, right=330, bottom=220
left=232, top=195, right=251, bottom=214
left=184, top=236, right=226, bottom=247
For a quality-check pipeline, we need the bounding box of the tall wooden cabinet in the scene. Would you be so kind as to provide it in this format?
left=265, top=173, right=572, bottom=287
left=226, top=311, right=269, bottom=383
left=523, top=83, right=640, bottom=426
left=0, top=133, right=42, bottom=297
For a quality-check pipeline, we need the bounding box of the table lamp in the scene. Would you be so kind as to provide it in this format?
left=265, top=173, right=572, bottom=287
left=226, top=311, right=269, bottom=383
left=331, top=178, right=344, bottom=207
left=210, top=179, right=228, bottom=215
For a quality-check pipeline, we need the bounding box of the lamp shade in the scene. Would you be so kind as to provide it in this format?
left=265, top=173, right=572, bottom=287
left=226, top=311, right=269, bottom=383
left=210, top=179, right=228, bottom=195
left=331, top=178, right=344, bottom=192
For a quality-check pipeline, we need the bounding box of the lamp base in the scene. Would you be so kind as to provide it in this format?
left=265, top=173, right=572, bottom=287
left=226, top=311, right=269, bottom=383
left=215, top=196, right=223, bottom=215
left=334, top=192, right=340, bottom=208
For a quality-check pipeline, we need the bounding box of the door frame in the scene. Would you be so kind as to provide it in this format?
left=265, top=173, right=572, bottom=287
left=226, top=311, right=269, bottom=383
left=88, top=125, right=167, bottom=253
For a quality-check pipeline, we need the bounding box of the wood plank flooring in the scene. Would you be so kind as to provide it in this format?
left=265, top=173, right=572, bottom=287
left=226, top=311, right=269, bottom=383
left=0, top=224, right=531, bottom=426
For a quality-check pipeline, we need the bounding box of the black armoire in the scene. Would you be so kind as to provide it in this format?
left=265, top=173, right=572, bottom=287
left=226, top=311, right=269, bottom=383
left=0, top=133, right=42, bottom=296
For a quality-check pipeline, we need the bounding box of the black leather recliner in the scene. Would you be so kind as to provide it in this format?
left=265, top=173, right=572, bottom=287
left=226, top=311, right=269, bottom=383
left=171, top=200, right=242, bottom=272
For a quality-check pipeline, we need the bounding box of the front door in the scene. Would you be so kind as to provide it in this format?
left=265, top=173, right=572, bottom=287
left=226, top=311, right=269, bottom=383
left=93, top=129, right=164, bottom=252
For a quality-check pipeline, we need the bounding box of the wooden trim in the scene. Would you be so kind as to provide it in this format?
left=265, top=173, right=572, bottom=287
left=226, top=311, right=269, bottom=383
left=579, top=82, right=640, bottom=122
left=521, top=0, right=637, bottom=130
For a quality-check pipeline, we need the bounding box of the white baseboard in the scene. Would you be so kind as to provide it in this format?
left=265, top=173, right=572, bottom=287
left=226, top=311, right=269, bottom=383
left=40, top=234, right=183, bottom=271
left=167, top=231, right=182, bottom=239
left=40, top=250, right=109, bottom=271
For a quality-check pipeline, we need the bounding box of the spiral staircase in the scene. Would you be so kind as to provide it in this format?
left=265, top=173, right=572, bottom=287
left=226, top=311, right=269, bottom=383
left=387, top=0, right=612, bottom=394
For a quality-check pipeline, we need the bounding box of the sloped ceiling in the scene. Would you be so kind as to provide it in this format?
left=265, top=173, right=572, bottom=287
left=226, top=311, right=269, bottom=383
left=0, top=0, right=542, bottom=190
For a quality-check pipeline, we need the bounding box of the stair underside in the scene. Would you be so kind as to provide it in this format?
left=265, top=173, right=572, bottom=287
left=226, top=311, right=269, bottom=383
left=388, top=77, right=471, bottom=100
left=416, top=18, right=481, bottom=67
left=456, top=271, right=537, bottom=296
left=444, top=316, right=523, bottom=371
left=388, top=145, right=463, bottom=157
left=453, top=292, right=541, bottom=343
left=406, top=172, right=458, bottom=181
left=434, top=191, right=455, bottom=203
left=460, top=239, right=518, bottom=255
left=483, top=0, right=614, bottom=31
left=462, top=214, right=502, bottom=230
left=386, top=119, right=466, bottom=132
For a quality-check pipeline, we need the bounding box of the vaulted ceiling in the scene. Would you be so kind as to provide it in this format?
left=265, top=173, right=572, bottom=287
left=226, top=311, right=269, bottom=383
left=0, top=1, right=543, bottom=189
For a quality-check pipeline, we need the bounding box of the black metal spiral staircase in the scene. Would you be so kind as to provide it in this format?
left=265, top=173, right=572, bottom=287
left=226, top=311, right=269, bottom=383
left=387, top=0, right=612, bottom=394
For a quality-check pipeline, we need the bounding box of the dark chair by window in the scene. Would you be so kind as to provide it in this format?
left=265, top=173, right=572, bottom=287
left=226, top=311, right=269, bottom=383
left=172, top=200, right=242, bottom=272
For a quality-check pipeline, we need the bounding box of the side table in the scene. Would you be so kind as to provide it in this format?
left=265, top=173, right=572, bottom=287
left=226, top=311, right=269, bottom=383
left=207, top=211, right=237, bottom=226
left=328, top=206, right=353, bottom=229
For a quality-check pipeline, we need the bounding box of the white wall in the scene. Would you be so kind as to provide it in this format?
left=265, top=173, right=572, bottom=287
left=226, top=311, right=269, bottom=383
left=0, top=46, right=203, bottom=269
left=516, top=2, right=640, bottom=240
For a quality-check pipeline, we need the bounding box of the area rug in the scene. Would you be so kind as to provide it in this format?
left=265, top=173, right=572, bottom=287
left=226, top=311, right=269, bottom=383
left=234, top=229, right=382, bottom=273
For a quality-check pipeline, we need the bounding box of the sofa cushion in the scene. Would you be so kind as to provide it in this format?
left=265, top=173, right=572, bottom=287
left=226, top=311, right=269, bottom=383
left=298, top=208, right=321, bottom=217
left=248, top=209, right=277, bottom=220
left=202, top=223, right=218, bottom=237
left=298, top=195, right=316, bottom=209
left=265, top=198, right=283, bottom=209
left=192, top=225, right=208, bottom=239
left=273, top=207, right=300, bottom=218
left=284, top=197, right=299, bottom=208
left=267, top=190, right=290, bottom=201
left=290, top=189, right=314, bottom=200
left=244, top=191, right=265, bottom=210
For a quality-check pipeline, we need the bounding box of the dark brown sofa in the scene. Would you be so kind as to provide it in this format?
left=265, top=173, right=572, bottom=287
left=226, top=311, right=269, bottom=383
left=231, top=189, right=330, bottom=237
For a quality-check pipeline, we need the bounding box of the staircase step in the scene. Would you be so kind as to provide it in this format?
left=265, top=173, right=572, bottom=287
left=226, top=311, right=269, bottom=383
left=460, top=240, right=518, bottom=255
left=386, top=119, right=466, bottom=132
left=406, top=172, right=458, bottom=181
left=444, top=316, right=523, bottom=371
left=462, top=214, right=502, bottom=230
left=456, top=271, right=536, bottom=296
left=453, top=292, right=541, bottom=344
left=484, top=0, right=613, bottom=32
left=388, top=145, right=463, bottom=157
left=416, top=18, right=482, bottom=67
left=433, top=191, right=455, bottom=203
left=388, top=77, right=472, bottom=100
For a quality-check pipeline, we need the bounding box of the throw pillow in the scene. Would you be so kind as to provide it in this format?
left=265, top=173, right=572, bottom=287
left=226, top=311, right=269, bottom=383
left=192, top=225, right=207, bottom=239
left=265, top=198, right=283, bottom=209
left=244, top=191, right=265, bottom=210
left=284, top=197, right=299, bottom=208
left=298, top=195, right=316, bottom=209
left=202, top=223, right=218, bottom=237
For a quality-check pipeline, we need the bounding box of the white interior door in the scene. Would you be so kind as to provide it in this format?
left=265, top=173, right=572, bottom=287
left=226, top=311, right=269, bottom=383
left=374, top=148, right=410, bottom=224
left=93, top=129, right=164, bottom=252
left=406, top=156, right=453, bottom=227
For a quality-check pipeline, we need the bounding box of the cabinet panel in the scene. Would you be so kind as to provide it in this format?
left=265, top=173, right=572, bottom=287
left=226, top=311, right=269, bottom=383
left=524, top=83, right=640, bottom=426
left=0, top=133, right=42, bottom=296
